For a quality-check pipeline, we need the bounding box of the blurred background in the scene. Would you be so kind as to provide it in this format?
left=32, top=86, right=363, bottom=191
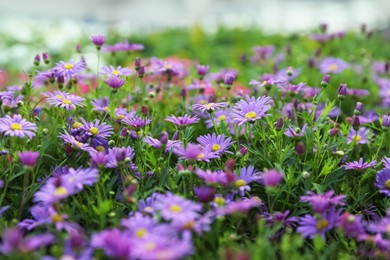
left=0, top=0, right=389, bottom=69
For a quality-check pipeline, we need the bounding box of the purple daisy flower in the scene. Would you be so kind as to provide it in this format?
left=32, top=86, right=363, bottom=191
left=100, top=65, right=133, bottom=77
left=382, top=157, right=390, bottom=169
left=0, top=114, right=37, bottom=139
left=165, top=114, right=200, bottom=128
left=234, top=166, right=261, bottom=196
left=318, top=57, right=349, bottom=74
left=297, top=207, right=340, bottom=240
left=106, top=146, right=135, bottom=168
left=104, top=76, right=126, bottom=89
left=277, top=82, right=306, bottom=96
left=43, top=90, right=85, bottom=110
left=300, top=190, right=346, bottom=214
left=195, top=169, right=229, bottom=186
left=101, top=40, right=144, bottom=53
left=174, top=143, right=219, bottom=162
left=143, top=136, right=181, bottom=153
left=122, top=115, right=151, bottom=130
left=192, top=102, right=228, bottom=114
left=91, top=97, right=110, bottom=113
left=337, top=212, right=365, bottom=238
left=217, top=197, right=262, bottom=216
left=231, top=95, right=272, bottom=126
left=347, top=127, right=371, bottom=144
left=18, top=151, right=40, bottom=168
left=80, top=118, right=114, bottom=140
left=249, top=78, right=283, bottom=89
left=284, top=124, right=308, bottom=138
left=251, top=45, right=274, bottom=63
left=59, top=132, right=95, bottom=153
left=344, top=158, right=377, bottom=171
left=91, top=229, right=133, bottom=259
left=260, top=169, right=284, bottom=188
left=197, top=133, right=234, bottom=155
left=205, top=109, right=231, bottom=129
left=53, top=60, right=86, bottom=79
left=374, top=169, right=390, bottom=196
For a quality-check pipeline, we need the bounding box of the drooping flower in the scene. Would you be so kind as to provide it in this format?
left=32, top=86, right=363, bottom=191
left=197, top=133, right=234, bottom=155
left=300, top=190, right=346, bottom=214
left=297, top=207, right=340, bottom=239
left=100, top=65, right=133, bottom=77
left=374, top=169, right=390, bottom=196
left=344, top=158, right=377, bottom=171
left=0, top=114, right=37, bottom=139
left=347, top=127, right=371, bottom=144
left=43, top=90, right=85, bottom=110
left=165, top=114, right=200, bottom=128
left=231, top=95, right=272, bottom=125
left=318, top=57, right=349, bottom=74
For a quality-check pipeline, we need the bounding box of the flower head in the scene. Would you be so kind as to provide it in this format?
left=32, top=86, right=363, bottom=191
left=192, top=102, right=228, bottom=114
left=300, top=190, right=346, bottom=213
left=104, top=76, right=126, bottom=89
left=284, top=124, right=307, bottom=138
left=231, top=95, right=272, bottom=125
left=175, top=143, right=219, bottom=162
left=260, top=169, right=283, bottom=188
left=43, top=90, right=85, bottom=110
left=344, top=158, right=377, bottom=171
left=347, top=127, right=371, bottom=144
left=165, top=114, right=199, bottom=128
left=318, top=57, right=349, bottom=74
left=101, top=65, right=133, bottom=77
left=375, top=169, right=390, bottom=196
left=90, top=34, right=105, bottom=49
left=18, top=151, right=40, bottom=168
left=0, top=114, right=37, bottom=139
left=197, top=133, right=234, bottom=155
left=122, top=115, right=151, bottom=130
left=53, top=60, right=86, bottom=79
left=91, top=97, right=110, bottom=113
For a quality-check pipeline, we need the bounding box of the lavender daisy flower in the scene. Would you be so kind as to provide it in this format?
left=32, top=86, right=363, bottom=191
left=175, top=143, right=219, bottom=162
left=297, top=207, right=340, bottom=240
left=100, top=65, right=133, bottom=77
left=217, top=197, right=262, bottom=216
left=137, top=193, right=163, bottom=215
left=197, top=133, right=234, bottom=155
left=337, top=212, right=365, bottom=238
left=53, top=60, right=86, bottom=79
left=192, top=102, right=228, bottom=114
left=344, top=158, right=377, bottom=171
left=205, top=109, right=231, bottom=129
left=91, top=229, right=133, bottom=259
left=374, top=169, right=390, bottom=196
left=43, top=90, right=85, bottom=110
left=18, top=151, right=40, bottom=168
left=260, top=169, right=284, bottom=188
left=277, top=82, right=306, bottom=96
left=165, top=114, right=200, bottom=128
left=0, top=114, right=37, bottom=139
left=300, top=190, right=346, bottom=214
left=318, top=57, right=349, bottom=74
left=101, top=40, right=144, bottom=53
left=382, top=157, right=390, bottom=169
left=104, top=76, right=126, bottom=89
left=195, top=169, right=229, bottom=186
left=251, top=45, right=274, bottom=63
left=59, top=132, right=95, bottom=153
left=347, top=127, right=370, bottom=144
left=235, top=166, right=261, bottom=196
left=231, top=95, right=272, bottom=126
left=143, top=136, right=181, bottom=153
left=91, top=97, right=110, bottom=113
left=284, top=124, right=308, bottom=138
left=80, top=118, right=114, bottom=139
left=122, top=115, right=151, bottom=130
left=249, top=78, right=283, bottom=90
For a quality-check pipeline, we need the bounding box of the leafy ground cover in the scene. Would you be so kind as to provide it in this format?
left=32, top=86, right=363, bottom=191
left=1, top=24, right=390, bottom=259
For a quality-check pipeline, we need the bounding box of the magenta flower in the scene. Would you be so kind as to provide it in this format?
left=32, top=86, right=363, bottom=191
left=90, top=34, right=105, bottom=48
left=174, top=143, right=219, bottom=162
left=217, top=197, right=262, bottom=216
left=0, top=114, right=37, bottom=139
left=347, top=127, right=371, bottom=144
left=374, top=169, right=390, bottom=196
left=18, top=151, right=40, bottom=168
left=195, top=169, right=229, bottom=185
left=205, top=109, right=231, bottom=129
left=318, top=57, right=349, bottom=74
left=297, top=207, right=340, bottom=240
left=337, top=212, right=365, bottom=238
left=197, top=133, right=234, bottom=155
left=165, top=114, right=200, bottom=128
left=344, top=158, right=377, bottom=171
left=231, top=95, right=272, bottom=125
left=260, top=169, right=283, bottom=188
left=100, top=65, right=133, bottom=77
left=104, top=76, right=126, bottom=89
left=192, top=102, right=228, bottom=114
left=91, top=229, right=132, bottom=259
left=53, top=59, right=86, bottom=79
left=43, top=90, right=85, bottom=110
left=300, top=190, right=346, bottom=213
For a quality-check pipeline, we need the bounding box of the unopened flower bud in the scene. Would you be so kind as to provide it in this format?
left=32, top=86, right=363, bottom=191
left=224, top=73, right=235, bottom=86
left=352, top=116, right=360, bottom=130
left=138, top=66, right=145, bottom=78
left=108, top=140, right=115, bottom=147
left=328, top=127, right=339, bottom=136
left=172, top=130, right=180, bottom=141
left=33, top=54, right=41, bottom=66
left=286, top=67, right=294, bottom=76
left=42, top=52, right=50, bottom=64
left=275, top=117, right=283, bottom=130
left=237, top=146, right=248, bottom=157
left=302, top=171, right=310, bottom=178
left=135, top=57, right=141, bottom=71
left=337, top=83, right=347, bottom=100
left=321, top=74, right=330, bottom=88
left=141, top=105, right=148, bottom=116
left=160, top=131, right=168, bottom=145
left=382, top=115, right=390, bottom=128
left=295, top=142, right=305, bottom=155
left=196, top=65, right=209, bottom=79
left=354, top=102, right=364, bottom=115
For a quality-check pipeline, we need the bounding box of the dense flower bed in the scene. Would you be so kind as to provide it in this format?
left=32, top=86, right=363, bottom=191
left=0, top=24, right=390, bottom=259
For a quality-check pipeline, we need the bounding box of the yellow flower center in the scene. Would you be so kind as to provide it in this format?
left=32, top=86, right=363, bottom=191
left=10, top=123, right=22, bottom=130
left=385, top=180, right=390, bottom=189
left=329, top=64, right=338, bottom=71
left=50, top=213, right=63, bottom=222
left=263, top=80, right=267, bottom=85
left=64, top=63, right=74, bottom=70
left=245, top=111, right=257, bottom=120
left=205, top=103, right=215, bottom=110
left=74, top=141, right=83, bottom=147
left=164, top=63, right=172, bottom=69
left=316, top=219, right=329, bottom=231
left=217, top=115, right=226, bottom=122
left=146, top=242, right=156, bottom=251
left=56, top=95, right=64, bottom=100
left=200, top=99, right=207, bottom=105
left=116, top=115, right=124, bottom=120
left=144, top=206, right=153, bottom=213
left=183, top=221, right=195, bottom=230
left=96, top=146, right=105, bottom=152
left=235, top=179, right=246, bottom=188
left=72, top=122, right=83, bottom=129
left=214, top=197, right=225, bottom=207
left=197, top=153, right=205, bottom=159
left=212, top=144, right=221, bottom=151
left=103, top=106, right=109, bottom=111
left=170, top=205, right=182, bottom=213
left=111, top=70, right=122, bottom=75
left=135, top=228, right=147, bottom=238
left=89, top=127, right=99, bottom=136
left=62, top=99, right=72, bottom=105
left=54, top=187, right=68, bottom=196
left=353, top=135, right=362, bottom=142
